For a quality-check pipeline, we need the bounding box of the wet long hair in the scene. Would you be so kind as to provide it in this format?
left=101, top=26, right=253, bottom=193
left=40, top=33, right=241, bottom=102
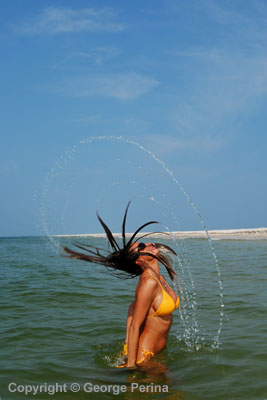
left=62, top=202, right=177, bottom=281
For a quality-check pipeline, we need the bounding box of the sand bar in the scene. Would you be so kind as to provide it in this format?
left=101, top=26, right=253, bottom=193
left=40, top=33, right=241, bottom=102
left=51, top=227, right=267, bottom=240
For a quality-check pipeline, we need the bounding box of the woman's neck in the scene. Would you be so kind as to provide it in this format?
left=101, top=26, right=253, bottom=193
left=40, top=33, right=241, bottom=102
left=143, top=259, right=160, bottom=275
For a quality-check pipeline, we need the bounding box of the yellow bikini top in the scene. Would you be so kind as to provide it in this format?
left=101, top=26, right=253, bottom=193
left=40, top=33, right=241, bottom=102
left=147, top=274, right=180, bottom=318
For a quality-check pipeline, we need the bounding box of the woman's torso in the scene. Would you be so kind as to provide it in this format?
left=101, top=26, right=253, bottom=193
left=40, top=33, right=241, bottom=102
left=135, top=271, right=179, bottom=354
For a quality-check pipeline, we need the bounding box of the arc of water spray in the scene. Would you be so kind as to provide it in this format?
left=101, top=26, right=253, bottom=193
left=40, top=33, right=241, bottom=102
left=80, top=136, right=224, bottom=349
left=40, top=135, right=224, bottom=349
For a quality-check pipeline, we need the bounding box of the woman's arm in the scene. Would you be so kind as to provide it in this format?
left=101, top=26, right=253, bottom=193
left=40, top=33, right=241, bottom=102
left=125, top=301, right=136, bottom=347
left=126, top=277, right=157, bottom=367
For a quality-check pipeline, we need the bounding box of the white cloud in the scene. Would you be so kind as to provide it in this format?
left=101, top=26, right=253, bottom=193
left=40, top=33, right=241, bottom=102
left=167, top=47, right=267, bottom=138
left=14, top=7, right=125, bottom=35
left=49, top=72, right=159, bottom=100
left=84, top=47, right=120, bottom=65
left=165, top=1, right=267, bottom=139
left=51, top=47, right=120, bottom=71
left=141, top=134, right=225, bottom=156
left=202, top=0, right=253, bottom=26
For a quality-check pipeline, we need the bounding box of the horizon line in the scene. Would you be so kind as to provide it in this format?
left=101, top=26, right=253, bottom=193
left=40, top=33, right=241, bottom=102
left=50, top=227, right=267, bottom=239
left=1, top=227, right=267, bottom=240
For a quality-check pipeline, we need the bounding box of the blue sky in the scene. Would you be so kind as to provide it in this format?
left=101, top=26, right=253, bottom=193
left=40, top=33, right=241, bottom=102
left=1, top=0, right=267, bottom=237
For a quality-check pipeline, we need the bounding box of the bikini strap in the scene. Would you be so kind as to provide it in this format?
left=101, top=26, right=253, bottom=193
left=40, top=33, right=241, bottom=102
left=145, top=271, right=164, bottom=289
left=146, top=273, right=165, bottom=318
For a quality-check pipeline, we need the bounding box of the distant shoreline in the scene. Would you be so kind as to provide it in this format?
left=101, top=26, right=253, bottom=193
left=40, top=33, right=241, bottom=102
left=50, top=227, right=267, bottom=240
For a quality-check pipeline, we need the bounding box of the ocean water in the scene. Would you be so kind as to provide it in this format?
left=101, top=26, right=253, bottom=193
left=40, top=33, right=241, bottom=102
left=0, top=236, right=267, bottom=400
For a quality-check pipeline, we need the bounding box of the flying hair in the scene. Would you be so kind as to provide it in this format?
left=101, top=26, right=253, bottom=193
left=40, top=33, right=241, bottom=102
left=62, top=202, right=177, bottom=281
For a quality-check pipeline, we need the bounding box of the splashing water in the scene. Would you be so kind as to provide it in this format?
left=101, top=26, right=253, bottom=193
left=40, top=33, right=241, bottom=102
left=39, top=135, right=224, bottom=351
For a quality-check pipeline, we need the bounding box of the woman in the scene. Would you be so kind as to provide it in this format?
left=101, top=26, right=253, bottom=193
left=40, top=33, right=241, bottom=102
left=63, top=202, right=179, bottom=368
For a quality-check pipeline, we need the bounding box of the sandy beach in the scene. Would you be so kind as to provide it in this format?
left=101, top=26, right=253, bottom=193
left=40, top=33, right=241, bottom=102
left=51, top=227, right=267, bottom=240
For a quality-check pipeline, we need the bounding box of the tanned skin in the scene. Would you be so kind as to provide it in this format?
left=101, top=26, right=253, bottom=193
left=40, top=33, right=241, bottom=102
left=125, top=242, right=178, bottom=367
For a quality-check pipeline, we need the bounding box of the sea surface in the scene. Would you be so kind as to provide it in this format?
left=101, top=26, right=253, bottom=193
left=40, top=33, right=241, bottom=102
left=0, top=235, right=267, bottom=400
